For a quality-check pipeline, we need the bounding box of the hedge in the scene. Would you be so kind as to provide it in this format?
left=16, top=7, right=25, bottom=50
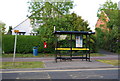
left=2, top=35, right=97, bottom=54
left=2, top=35, right=54, bottom=54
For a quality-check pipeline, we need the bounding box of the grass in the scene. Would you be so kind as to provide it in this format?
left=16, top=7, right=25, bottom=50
left=2, top=53, right=105, bottom=58
left=1, top=61, right=45, bottom=69
left=96, top=60, right=120, bottom=66
left=90, top=53, right=105, bottom=57
left=2, top=54, right=33, bottom=58
left=2, top=53, right=54, bottom=58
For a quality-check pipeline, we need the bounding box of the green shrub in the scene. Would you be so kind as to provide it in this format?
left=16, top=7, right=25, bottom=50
left=2, top=34, right=97, bottom=54
left=2, top=35, right=14, bottom=53
left=96, top=27, right=119, bottom=54
left=2, top=35, right=54, bottom=54
left=16, top=35, right=40, bottom=53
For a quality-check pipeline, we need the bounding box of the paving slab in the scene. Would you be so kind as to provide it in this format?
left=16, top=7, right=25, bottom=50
left=44, top=60, right=116, bottom=69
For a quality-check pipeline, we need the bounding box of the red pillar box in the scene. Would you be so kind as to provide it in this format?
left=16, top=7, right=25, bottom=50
left=44, top=41, right=47, bottom=48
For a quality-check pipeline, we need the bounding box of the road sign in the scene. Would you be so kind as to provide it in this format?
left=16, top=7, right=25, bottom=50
left=14, top=30, right=19, bottom=33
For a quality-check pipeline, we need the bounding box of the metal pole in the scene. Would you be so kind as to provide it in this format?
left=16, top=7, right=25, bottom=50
left=81, top=35, right=83, bottom=61
left=13, top=33, right=17, bottom=64
left=55, top=34, right=57, bottom=63
left=70, top=34, right=72, bottom=61
left=86, top=35, right=88, bottom=61
left=89, top=35, right=91, bottom=62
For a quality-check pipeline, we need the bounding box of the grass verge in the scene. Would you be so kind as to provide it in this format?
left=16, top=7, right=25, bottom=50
left=1, top=61, right=45, bottom=69
left=90, top=53, right=105, bottom=57
left=2, top=53, right=105, bottom=58
left=96, top=60, right=120, bottom=66
left=2, top=53, right=54, bottom=58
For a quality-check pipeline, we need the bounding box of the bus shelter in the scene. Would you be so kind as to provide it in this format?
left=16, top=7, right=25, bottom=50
left=53, top=31, right=95, bottom=62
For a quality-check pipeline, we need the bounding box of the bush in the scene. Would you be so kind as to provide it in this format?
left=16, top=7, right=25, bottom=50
left=96, top=27, right=119, bottom=54
left=2, top=35, right=14, bottom=53
left=2, top=34, right=97, bottom=54
left=2, top=35, right=54, bottom=54
left=16, top=35, right=40, bottom=53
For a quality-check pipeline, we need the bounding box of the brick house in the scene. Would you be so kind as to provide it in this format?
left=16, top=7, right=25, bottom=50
left=95, top=9, right=118, bottom=32
left=95, top=10, right=110, bottom=31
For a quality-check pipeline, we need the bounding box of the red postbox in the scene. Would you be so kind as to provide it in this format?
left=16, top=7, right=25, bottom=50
left=44, top=41, right=47, bottom=48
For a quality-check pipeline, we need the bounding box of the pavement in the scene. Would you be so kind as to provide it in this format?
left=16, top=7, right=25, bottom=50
left=1, top=49, right=119, bottom=71
left=98, top=49, right=119, bottom=55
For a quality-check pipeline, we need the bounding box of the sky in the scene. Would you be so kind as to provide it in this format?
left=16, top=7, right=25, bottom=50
left=0, top=0, right=119, bottom=31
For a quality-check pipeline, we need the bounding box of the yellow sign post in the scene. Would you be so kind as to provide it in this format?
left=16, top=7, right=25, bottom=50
left=13, top=30, right=19, bottom=65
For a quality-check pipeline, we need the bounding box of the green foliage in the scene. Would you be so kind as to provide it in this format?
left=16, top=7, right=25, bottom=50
left=16, top=35, right=40, bottom=53
left=95, top=28, right=105, bottom=48
left=0, top=21, right=6, bottom=35
left=96, top=0, right=119, bottom=54
left=7, top=26, right=12, bottom=35
left=28, top=1, right=97, bottom=53
left=96, top=26, right=119, bottom=54
left=99, top=0, right=118, bottom=10
left=28, top=1, right=74, bottom=27
left=27, top=2, right=74, bottom=52
left=90, top=35, right=98, bottom=53
left=2, top=35, right=14, bottom=53
left=2, top=35, right=54, bottom=54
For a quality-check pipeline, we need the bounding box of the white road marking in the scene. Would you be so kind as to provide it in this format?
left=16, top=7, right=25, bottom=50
left=1, top=68, right=119, bottom=73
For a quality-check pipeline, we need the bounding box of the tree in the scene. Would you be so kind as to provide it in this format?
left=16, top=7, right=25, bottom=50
left=99, top=0, right=118, bottom=10
left=0, top=21, right=6, bottom=35
left=28, top=1, right=74, bottom=27
left=28, top=1, right=74, bottom=42
left=28, top=1, right=97, bottom=53
left=7, top=26, right=12, bottom=35
left=96, top=0, right=119, bottom=53
left=97, top=0, right=118, bottom=29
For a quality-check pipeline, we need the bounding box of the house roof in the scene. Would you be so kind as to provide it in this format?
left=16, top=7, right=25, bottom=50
left=12, top=18, right=30, bottom=30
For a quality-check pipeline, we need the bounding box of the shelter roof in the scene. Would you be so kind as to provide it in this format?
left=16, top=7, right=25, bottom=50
left=53, top=31, right=95, bottom=35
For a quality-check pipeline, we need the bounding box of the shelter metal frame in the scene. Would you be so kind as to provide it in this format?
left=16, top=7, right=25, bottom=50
left=53, top=31, right=95, bottom=62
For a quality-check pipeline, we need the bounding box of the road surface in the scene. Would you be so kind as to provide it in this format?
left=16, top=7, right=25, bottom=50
left=1, top=68, right=119, bottom=79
